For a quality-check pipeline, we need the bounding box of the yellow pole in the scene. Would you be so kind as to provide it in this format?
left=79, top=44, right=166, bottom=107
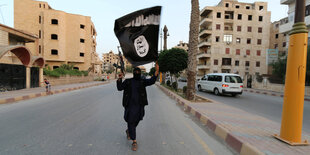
left=160, top=72, right=163, bottom=83
left=275, top=22, right=309, bottom=145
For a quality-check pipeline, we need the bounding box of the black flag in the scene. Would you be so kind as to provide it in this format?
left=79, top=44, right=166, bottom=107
left=114, top=6, right=161, bottom=67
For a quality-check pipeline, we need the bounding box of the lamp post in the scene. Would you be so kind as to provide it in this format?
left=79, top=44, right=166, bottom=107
left=274, top=0, right=309, bottom=145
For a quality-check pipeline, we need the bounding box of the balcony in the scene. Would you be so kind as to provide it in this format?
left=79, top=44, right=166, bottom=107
left=197, top=63, right=211, bottom=70
left=197, top=51, right=211, bottom=59
left=200, top=18, right=212, bottom=27
left=199, top=28, right=212, bottom=38
left=200, top=8, right=212, bottom=17
left=198, top=41, right=211, bottom=48
left=281, top=0, right=294, bottom=4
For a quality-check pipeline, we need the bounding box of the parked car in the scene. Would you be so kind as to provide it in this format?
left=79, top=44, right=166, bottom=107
left=178, top=77, right=187, bottom=82
left=197, top=73, right=243, bottom=97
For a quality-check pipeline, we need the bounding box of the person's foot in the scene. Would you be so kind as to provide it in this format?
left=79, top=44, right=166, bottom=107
left=126, top=129, right=130, bottom=140
left=132, top=141, right=138, bottom=151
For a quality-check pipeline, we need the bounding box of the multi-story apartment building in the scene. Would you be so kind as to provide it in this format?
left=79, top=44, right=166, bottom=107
left=102, top=51, right=131, bottom=73
left=14, top=0, right=98, bottom=72
left=174, top=41, right=189, bottom=52
left=280, top=0, right=310, bottom=47
left=198, top=0, right=271, bottom=79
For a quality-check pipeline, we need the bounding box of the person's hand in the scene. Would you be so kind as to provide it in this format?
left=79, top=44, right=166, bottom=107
left=118, top=73, right=124, bottom=79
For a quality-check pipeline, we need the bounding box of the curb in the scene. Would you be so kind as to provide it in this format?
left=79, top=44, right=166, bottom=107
left=0, top=82, right=109, bottom=105
left=156, top=84, right=265, bottom=155
left=243, top=89, right=310, bottom=102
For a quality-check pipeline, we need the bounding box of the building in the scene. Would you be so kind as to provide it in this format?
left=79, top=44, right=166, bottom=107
left=102, top=51, right=131, bottom=73
left=0, top=24, right=44, bottom=90
left=198, top=0, right=271, bottom=79
left=14, top=0, right=98, bottom=73
left=174, top=41, right=189, bottom=52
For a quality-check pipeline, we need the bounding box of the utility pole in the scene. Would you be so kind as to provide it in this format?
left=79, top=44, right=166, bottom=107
left=275, top=0, right=309, bottom=145
left=163, top=25, right=168, bottom=50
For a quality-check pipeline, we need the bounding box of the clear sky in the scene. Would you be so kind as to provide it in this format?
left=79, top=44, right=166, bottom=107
left=0, top=0, right=288, bottom=71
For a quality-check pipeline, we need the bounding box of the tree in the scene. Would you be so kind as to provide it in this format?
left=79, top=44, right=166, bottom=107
left=149, top=67, right=156, bottom=76
left=186, top=0, right=199, bottom=100
left=271, top=57, right=287, bottom=82
left=158, top=48, right=188, bottom=80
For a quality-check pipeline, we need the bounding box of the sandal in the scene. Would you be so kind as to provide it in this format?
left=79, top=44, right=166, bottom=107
left=132, top=142, right=138, bottom=151
left=126, top=129, right=130, bottom=140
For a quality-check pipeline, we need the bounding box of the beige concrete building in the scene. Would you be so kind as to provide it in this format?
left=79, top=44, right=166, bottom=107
left=0, top=24, right=44, bottom=90
left=102, top=51, right=131, bottom=73
left=14, top=0, right=98, bottom=73
left=198, top=0, right=271, bottom=79
left=174, top=41, right=189, bottom=52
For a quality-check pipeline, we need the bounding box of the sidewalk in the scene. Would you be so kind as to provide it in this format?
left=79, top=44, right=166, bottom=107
left=0, top=81, right=110, bottom=104
left=243, top=88, right=310, bottom=102
left=157, top=83, right=310, bottom=155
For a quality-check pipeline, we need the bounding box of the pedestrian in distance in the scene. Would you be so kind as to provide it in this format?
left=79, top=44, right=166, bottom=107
left=43, top=78, right=51, bottom=94
left=116, top=61, right=159, bottom=151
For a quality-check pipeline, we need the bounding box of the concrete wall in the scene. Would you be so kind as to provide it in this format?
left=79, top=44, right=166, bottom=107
left=44, top=75, right=95, bottom=86
left=252, top=77, right=310, bottom=96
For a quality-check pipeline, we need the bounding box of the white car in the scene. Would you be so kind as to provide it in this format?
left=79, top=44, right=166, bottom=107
left=197, top=73, right=243, bottom=96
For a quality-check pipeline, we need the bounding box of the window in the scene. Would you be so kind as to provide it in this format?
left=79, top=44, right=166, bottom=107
left=283, top=42, right=287, bottom=47
left=39, top=30, right=41, bottom=38
left=53, top=66, right=59, bottom=69
left=275, top=34, right=279, bottom=39
left=223, top=35, right=232, bottom=43
left=214, top=59, right=218, bottom=65
left=259, top=6, right=264, bottom=10
left=306, top=5, right=310, bottom=16
left=51, top=19, right=58, bottom=25
left=225, top=3, right=229, bottom=7
left=51, top=49, right=58, bottom=55
left=275, top=44, right=278, bottom=49
left=39, top=45, right=41, bottom=54
left=216, top=36, right=220, bottom=42
left=236, top=5, right=240, bottom=9
left=259, top=16, right=263, bottom=22
left=222, top=58, right=232, bottom=66
left=247, top=26, right=252, bottom=32
left=217, top=12, right=221, bottom=18
left=74, top=67, right=79, bottom=70
left=236, top=49, right=240, bottom=55
left=39, top=16, right=41, bottom=24
left=257, top=50, right=261, bottom=56
left=80, top=24, right=85, bottom=29
left=238, top=14, right=242, bottom=20
left=51, top=34, right=58, bottom=40
left=246, top=6, right=250, bottom=10
left=226, top=48, right=230, bottom=54
left=248, top=15, right=252, bottom=21
left=247, top=38, right=251, bottom=44
left=258, top=27, right=262, bottom=33
left=39, top=4, right=41, bottom=8
left=235, top=60, right=239, bottom=66
left=245, top=61, right=250, bottom=66
left=257, top=39, right=262, bottom=45
left=236, top=38, right=241, bottom=44
left=80, top=53, right=84, bottom=57
left=256, top=61, right=260, bottom=67
left=80, top=39, right=85, bottom=43
left=237, top=26, right=241, bottom=32
left=246, top=50, right=251, bottom=55
left=216, top=24, right=221, bottom=30
left=284, top=33, right=287, bottom=36
left=43, top=4, right=45, bottom=8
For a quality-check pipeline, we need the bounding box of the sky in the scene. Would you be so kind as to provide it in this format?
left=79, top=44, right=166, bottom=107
left=0, top=0, right=288, bottom=71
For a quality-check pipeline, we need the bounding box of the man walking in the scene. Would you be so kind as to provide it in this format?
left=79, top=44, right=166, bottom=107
left=117, top=62, right=159, bottom=151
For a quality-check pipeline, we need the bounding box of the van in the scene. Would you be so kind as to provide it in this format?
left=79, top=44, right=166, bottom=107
left=197, top=73, right=243, bottom=96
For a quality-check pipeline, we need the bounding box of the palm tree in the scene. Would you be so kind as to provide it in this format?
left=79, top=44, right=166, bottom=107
left=186, top=0, right=199, bottom=100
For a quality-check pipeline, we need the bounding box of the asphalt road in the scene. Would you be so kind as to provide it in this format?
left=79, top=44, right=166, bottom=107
left=177, top=81, right=310, bottom=133
left=0, top=82, right=233, bottom=155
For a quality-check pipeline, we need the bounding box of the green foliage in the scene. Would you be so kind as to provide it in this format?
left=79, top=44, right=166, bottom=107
left=271, top=57, right=287, bottom=83
left=149, top=67, right=156, bottom=76
left=126, top=66, right=133, bottom=73
left=158, top=48, right=188, bottom=75
left=43, top=64, right=88, bottom=77
left=172, top=82, right=178, bottom=91
left=183, top=86, right=187, bottom=94
left=166, top=80, right=171, bottom=86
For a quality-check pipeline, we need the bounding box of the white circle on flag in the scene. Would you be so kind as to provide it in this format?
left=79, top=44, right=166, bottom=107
left=134, top=35, right=149, bottom=57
